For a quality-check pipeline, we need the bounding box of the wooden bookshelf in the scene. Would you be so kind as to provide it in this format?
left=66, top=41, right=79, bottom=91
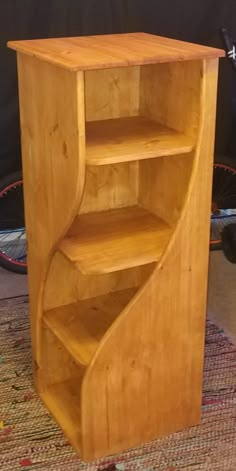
left=8, top=32, right=223, bottom=461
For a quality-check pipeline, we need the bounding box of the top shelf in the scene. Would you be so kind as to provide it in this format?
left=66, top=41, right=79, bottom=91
left=8, top=33, right=224, bottom=72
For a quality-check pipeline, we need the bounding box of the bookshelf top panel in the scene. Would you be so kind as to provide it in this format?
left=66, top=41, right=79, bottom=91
left=8, top=32, right=224, bottom=72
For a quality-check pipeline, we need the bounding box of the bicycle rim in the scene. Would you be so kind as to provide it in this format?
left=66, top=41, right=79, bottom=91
left=0, top=179, right=27, bottom=269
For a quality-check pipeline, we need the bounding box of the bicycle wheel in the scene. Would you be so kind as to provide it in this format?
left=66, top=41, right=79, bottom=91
left=211, top=156, right=236, bottom=250
left=0, top=171, right=27, bottom=274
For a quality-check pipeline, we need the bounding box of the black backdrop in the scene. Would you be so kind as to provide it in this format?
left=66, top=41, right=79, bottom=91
left=1, top=0, right=236, bottom=177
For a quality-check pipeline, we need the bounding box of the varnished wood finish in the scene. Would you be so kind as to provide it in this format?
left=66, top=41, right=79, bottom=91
left=16, top=54, right=85, bottom=362
left=85, top=67, right=140, bottom=121
left=9, top=33, right=222, bottom=461
left=80, top=162, right=139, bottom=214
left=38, top=324, right=84, bottom=387
left=81, top=59, right=219, bottom=459
left=140, top=61, right=201, bottom=138
left=44, top=251, right=153, bottom=311
left=40, top=379, right=82, bottom=453
left=44, top=288, right=137, bottom=366
left=8, top=32, right=224, bottom=71
left=139, top=153, right=194, bottom=225
left=59, top=206, right=172, bottom=274
left=86, top=117, right=194, bottom=165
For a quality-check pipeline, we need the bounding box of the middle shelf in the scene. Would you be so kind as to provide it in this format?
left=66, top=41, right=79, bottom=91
left=86, top=116, right=194, bottom=166
left=59, top=205, right=172, bottom=275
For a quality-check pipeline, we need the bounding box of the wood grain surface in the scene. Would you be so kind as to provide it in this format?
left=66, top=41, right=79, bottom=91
left=81, top=59, right=219, bottom=460
left=16, top=54, right=86, bottom=363
left=8, top=32, right=224, bottom=71
left=44, top=288, right=137, bottom=366
left=59, top=206, right=172, bottom=274
left=86, top=116, right=194, bottom=165
left=12, top=31, right=221, bottom=461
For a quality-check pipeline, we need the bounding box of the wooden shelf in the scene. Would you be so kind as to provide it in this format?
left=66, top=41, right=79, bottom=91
left=39, top=379, right=82, bottom=452
left=44, top=288, right=137, bottom=366
left=59, top=206, right=172, bottom=274
left=86, top=116, right=194, bottom=165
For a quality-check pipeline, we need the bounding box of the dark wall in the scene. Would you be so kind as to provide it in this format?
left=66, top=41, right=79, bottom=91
left=1, top=0, right=236, bottom=177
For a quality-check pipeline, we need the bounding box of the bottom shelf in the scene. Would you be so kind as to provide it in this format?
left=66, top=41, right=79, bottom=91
left=40, top=378, right=82, bottom=452
left=44, top=287, right=138, bottom=366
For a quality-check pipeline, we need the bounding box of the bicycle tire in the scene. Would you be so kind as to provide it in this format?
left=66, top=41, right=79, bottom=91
left=0, top=171, right=27, bottom=274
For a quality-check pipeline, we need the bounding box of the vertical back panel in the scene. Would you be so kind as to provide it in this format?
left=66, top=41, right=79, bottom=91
left=80, top=162, right=139, bottom=214
left=140, top=61, right=201, bottom=138
left=85, top=66, right=140, bottom=121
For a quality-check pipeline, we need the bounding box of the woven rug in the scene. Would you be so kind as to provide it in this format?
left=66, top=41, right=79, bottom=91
left=0, top=297, right=236, bottom=471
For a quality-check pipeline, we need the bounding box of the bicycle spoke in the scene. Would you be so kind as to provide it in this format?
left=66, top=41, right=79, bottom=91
left=7, top=243, right=17, bottom=261
left=0, top=232, right=12, bottom=243
left=0, top=236, right=21, bottom=254
left=14, top=234, right=27, bottom=261
left=16, top=248, right=27, bottom=262
left=1, top=235, right=25, bottom=258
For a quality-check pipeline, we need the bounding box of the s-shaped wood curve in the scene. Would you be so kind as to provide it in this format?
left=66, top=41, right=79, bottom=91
left=17, top=55, right=86, bottom=364
left=80, top=59, right=219, bottom=460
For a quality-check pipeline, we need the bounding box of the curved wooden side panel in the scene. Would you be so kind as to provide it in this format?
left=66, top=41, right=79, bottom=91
left=17, top=54, right=86, bottom=363
left=81, top=59, right=219, bottom=460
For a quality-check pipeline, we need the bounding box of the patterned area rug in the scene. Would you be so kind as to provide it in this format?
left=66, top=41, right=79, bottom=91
left=0, top=296, right=236, bottom=471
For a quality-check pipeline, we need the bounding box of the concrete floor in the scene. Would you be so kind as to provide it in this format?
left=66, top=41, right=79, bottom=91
left=0, top=266, right=28, bottom=298
left=0, top=251, right=235, bottom=342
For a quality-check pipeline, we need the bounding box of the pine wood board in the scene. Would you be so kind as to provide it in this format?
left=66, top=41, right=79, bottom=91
left=59, top=206, right=172, bottom=274
left=39, top=379, right=82, bottom=453
left=8, top=32, right=224, bottom=71
left=44, top=288, right=137, bottom=365
left=86, top=116, right=194, bottom=165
